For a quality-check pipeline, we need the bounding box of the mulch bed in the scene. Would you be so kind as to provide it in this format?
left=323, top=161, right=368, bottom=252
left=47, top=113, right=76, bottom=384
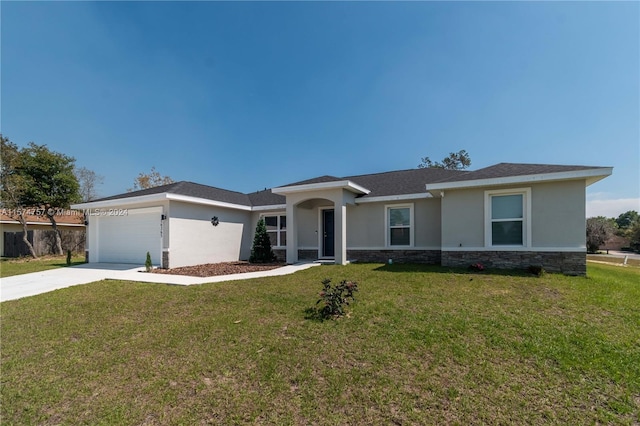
left=151, top=261, right=285, bottom=278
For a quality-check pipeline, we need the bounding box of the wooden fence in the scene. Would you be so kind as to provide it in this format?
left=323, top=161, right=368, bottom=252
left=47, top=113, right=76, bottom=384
left=3, top=229, right=85, bottom=257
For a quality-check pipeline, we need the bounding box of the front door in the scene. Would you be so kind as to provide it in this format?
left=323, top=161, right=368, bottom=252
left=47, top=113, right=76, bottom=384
left=322, top=209, right=335, bottom=258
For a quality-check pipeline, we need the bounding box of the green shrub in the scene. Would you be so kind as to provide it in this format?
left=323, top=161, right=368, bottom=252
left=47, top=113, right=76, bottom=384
left=315, top=278, right=358, bottom=319
left=249, top=218, right=276, bottom=263
left=528, top=265, right=545, bottom=277
left=145, top=252, right=152, bottom=272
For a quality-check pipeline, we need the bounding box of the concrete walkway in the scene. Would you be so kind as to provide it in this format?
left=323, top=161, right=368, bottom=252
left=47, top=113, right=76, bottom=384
left=0, top=262, right=321, bottom=303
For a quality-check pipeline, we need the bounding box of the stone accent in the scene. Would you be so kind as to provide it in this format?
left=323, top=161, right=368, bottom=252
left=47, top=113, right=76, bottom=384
left=347, top=249, right=441, bottom=264
left=441, top=251, right=586, bottom=276
left=298, top=249, right=318, bottom=261
left=162, top=251, right=170, bottom=269
left=273, top=249, right=286, bottom=262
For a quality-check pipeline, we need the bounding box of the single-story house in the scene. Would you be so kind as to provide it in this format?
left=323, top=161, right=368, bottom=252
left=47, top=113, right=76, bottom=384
left=1, top=209, right=86, bottom=257
left=71, top=162, right=612, bottom=275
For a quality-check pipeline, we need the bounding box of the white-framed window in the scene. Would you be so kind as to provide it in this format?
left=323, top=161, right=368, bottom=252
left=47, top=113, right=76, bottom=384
left=385, top=203, right=414, bottom=247
left=484, top=188, right=531, bottom=247
left=262, top=213, right=287, bottom=247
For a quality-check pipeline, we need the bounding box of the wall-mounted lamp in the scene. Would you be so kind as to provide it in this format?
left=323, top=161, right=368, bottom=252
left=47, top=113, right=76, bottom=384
left=211, top=216, right=219, bottom=226
left=84, top=220, right=89, bottom=226
left=161, top=214, right=167, bottom=220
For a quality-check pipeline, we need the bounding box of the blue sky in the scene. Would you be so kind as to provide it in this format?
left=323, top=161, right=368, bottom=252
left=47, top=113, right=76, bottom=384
left=2, top=1, right=638, bottom=217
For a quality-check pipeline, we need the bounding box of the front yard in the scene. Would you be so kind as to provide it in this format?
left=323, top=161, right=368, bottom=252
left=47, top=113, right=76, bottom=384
left=0, top=254, right=86, bottom=278
left=1, top=263, right=639, bottom=425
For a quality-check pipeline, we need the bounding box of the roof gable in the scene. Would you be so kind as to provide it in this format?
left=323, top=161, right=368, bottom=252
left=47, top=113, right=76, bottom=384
left=345, top=168, right=468, bottom=198
left=91, top=181, right=252, bottom=206
left=433, top=163, right=604, bottom=183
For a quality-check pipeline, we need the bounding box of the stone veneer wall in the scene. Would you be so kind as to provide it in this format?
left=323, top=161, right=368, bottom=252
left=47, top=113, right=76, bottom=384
left=298, top=249, right=318, bottom=260
left=347, top=249, right=441, bottom=264
left=162, top=251, right=170, bottom=269
left=273, top=249, right=286, bottom=262
left=441, top=251, right=586, bottom=276
left=272, top=249, right=318, bottom=262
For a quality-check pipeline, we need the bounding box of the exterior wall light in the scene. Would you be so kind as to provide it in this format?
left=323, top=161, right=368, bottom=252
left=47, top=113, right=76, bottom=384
left=211, top=216, right=219, bottom=226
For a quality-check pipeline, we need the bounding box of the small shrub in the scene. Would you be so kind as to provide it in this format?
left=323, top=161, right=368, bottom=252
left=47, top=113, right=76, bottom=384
left=315, top=278, right=358, bottom=319
left=249, top=218, right=276, bottom=263
left=468, top=262, right=485, bottom=272
left=528, top=265, right=545, bottom=277
left=145, top=252, right=153, bottom=272
left=66, top=249, right=72, bottom=266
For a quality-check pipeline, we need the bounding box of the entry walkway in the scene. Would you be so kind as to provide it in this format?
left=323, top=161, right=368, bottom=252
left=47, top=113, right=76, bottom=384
left=0, top=262, right=321, bottom=302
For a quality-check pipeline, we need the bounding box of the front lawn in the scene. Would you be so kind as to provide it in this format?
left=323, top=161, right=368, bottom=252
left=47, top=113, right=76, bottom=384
left=0, top=254, right=86, bottom=278
left=1, top=263, right=639, bottom=425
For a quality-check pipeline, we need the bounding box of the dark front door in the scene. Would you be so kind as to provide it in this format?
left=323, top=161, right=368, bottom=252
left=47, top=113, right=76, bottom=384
left=322, top=209, right=335, bottom=258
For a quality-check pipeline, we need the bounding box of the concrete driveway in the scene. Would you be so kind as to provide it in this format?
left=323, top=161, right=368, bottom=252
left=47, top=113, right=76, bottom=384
left=1, top=262, right=320, bottom=302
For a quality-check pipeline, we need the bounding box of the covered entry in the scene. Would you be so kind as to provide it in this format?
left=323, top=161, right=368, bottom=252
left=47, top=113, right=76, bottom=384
left=272, top=180, right=370, bottom=265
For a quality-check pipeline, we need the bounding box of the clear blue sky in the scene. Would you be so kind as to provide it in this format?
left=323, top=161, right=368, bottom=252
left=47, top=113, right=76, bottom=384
left=2, top=1, right=638, bottom=217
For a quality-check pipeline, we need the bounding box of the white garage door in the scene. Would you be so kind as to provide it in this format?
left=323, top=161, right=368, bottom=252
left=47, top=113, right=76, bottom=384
left=96, top=207, right=162, bottom=265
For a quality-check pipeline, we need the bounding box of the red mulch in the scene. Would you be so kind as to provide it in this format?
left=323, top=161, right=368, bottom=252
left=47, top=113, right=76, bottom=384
left=151, top=261, right=285, bottom=278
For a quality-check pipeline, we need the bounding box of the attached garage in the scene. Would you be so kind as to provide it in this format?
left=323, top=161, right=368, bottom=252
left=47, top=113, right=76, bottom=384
left=94, top=206, right=163, bottom=265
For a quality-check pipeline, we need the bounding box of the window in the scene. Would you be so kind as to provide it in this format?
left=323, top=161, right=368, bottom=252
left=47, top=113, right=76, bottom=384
left=386, top=204, right=414, bottom=247
left=263, top=214, right=286, bottom=247
left=485, top=188, right=531, bottom=247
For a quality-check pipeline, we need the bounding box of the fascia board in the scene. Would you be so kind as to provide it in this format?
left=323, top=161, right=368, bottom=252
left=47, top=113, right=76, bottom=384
left=252, top=204, right=287, bottom=211
left=425, top=168, right=613, bottom=191
left=165, top=194, right=252, bottom=211
left=355, top=193, right=431, bottom=204
left=71, top=193, right=168, bottom=210
left=72, top=193, right=253, bottom=212
left=272, top=180, right=370, bottom=195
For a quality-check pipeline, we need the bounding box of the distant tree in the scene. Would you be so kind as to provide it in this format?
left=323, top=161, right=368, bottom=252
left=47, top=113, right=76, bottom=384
left=75, top=166, right=104, bottom=202
left=629, top=222, right=640, bottom=252
left=129, top=166, right=174, bottom=191
left=614, top=210, right=639, bottom=231
left=418, top=149, right=471, bottom=170
left=586, top=216, right=616, bottom=253
left=17, top=142, right=81, bottom=255
left=249, top=218, right=276, bottom=263
left=0, top=135, right=38, bottom=257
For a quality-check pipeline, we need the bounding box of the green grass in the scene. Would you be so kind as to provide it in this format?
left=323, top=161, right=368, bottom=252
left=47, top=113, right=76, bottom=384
left=0, top=255, right=86, bottom=278
left=2, top=263, right=639, bottom=425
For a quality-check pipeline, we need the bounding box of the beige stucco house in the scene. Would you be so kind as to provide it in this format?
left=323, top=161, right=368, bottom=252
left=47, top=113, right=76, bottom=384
left=71, top=163, right=612, bottom=275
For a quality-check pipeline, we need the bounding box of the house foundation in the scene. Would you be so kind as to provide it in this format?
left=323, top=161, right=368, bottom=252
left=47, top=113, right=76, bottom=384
left=441, top=251, right=586, bottom=276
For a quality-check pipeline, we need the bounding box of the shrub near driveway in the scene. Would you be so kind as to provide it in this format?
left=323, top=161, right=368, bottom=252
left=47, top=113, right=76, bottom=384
left=1, top=263, right=639, bottom=425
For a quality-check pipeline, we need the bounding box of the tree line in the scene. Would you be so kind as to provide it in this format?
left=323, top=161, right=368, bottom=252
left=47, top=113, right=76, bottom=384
left=586, top=211, right=640, bottom=253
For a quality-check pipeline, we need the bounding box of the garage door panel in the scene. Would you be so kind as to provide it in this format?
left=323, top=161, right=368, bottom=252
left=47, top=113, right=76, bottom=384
left=97, top=208, right=162, bottom=264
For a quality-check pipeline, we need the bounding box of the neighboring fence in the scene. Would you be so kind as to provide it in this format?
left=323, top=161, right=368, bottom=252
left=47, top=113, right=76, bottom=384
left=3, top=229, right=85, bottom=257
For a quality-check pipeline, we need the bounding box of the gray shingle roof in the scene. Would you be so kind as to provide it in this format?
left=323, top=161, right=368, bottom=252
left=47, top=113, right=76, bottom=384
left=92, top=181, right=253, bottom=206
left=431, top=163, right=605, bottom=184
left=247, top=189, right=286, bottom=206
left=282, top=175, right=342, bottom=186
left=89, top=163, right=607, bottom=208
left=344, top=168, right=468, bottom=198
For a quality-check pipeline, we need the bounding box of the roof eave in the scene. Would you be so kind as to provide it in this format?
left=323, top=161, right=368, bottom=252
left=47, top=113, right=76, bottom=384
left=272, top=180, right=371, bottom=195
left=71, top=193, right=169, bottom=209
left=425, top=167, right=613, bottom=193
left=356, top=193, right=434, bottom=204
left=71, top=192, right=253, bottom=211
